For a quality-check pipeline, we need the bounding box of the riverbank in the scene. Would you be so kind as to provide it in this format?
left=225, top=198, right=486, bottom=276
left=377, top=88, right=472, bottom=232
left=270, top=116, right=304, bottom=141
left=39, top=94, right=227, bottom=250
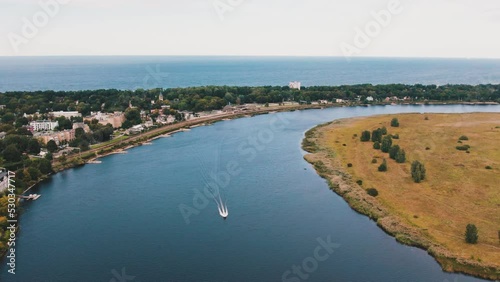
left=302, top=113, right=500, bottom=280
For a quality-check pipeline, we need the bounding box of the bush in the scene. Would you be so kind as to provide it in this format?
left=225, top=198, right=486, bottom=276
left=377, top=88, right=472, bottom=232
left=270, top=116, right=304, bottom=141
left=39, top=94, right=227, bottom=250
left=456, top=145, right=471, bottom=151
left=459, top=135, right=469, bottom=141
left=371, top=128, right=383, bottom=143
left=378, top=159, right=388, bottom=172
left=373, top=142, right=381, bottom=150
left=391, top=118, right=400, bottom=127
left=485, top=166, right=493, bottom=170
left=381, top=135, right=393, bottom=153
left=347, top=163, right=353, bottom=168
left=425, top=147, right=431, bottom=150
left=411, top=161, right=426, bottom=183
left=367, top=188, right=379, bottom=197
left=392, top=134, right=400, bottom=139
left=356, top=180, right=363, bottom=186
left=360, top=131, right=371, bottom=142
left=380, top=126, right=388, bottom=135
left=396, top=150, right=406, bottom=163
left=371, top=158, right=378, bottom=164
left=465, top=224, right=479, bottom=244
left=389, top=145, right=400, bottom=160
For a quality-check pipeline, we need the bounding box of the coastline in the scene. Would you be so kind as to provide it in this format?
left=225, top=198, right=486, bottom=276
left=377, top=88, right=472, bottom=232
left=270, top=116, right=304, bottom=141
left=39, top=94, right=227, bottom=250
left=301, top=116, right=500, bottom=281
left=6, top=102, right=499, bottom=267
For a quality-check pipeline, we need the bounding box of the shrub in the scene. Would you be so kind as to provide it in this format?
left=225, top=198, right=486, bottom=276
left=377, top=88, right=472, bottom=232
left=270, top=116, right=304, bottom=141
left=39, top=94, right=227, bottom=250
left=381, top=135, right=393, bottom=153
left=465, top=224, right=479, bottom=244
left=411, top=161, right=426, bottom=183
left=389, top=145, right=400, bottom=160
left=371, top=128, right=383, bottom=143
left=356, top=180, right=363, bottom=186
left=367, top=188, right=379, bottom=197
left=456, top=145, right=470, bottom=151
left=371, top=159, right=378, bottom=164
left=391, top=118, right=400, bottom=127
left=343, top=144, right=347, bottom=147
left=396, top=150, right=406, bottom=163
left=392, top=134, right=400, bottom=139
left=425, top=147, right=431, bottom=150
left=378, top=159, right=388, bottom=172
left=424, top=116, right=429, bottom=120
left=459, top=135, right=469, bottom=141
left=373, top=142, right=381, bottom=150
left=347, top=163, right=353, bottom=168
left=360, top=131, right=371, bottom=142
left=485, top=166, right=492, bottom=170
left=381, top=126, right=388, bottom=135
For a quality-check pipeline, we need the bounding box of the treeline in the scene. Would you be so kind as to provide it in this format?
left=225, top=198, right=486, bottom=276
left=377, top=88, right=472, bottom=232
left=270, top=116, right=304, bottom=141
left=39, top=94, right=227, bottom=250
left=1, top=84, right=499, bottom=116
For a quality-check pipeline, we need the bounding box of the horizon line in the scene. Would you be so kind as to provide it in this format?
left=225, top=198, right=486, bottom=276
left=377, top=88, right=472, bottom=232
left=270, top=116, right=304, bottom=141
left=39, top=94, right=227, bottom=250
left=1, top=54, right=500, bottom=60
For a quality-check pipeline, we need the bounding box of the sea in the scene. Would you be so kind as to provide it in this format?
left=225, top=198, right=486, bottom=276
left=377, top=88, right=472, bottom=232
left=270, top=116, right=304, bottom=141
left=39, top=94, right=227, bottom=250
left=0, top=56, right=499, bottom=91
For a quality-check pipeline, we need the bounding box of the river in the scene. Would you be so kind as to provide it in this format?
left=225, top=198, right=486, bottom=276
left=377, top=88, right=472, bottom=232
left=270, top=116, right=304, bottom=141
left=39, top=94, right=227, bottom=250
left=2, top=104, right=498, bottom=281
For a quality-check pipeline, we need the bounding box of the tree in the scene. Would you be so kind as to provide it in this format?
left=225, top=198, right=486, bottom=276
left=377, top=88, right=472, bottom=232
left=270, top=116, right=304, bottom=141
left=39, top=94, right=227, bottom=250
left=389, top=145, right=400, bottom=159
left=371, top=128, right=382, bottom=143
left=465, top=224, right=478, bottom=244
left=380, top=126, right=388, bottom=135
left=391, top=118, right=400, bottom=127
left=373, top=141, right=381, bottom=150
left=360, top=131, right=371, bottom=142
left=125, top=109, right=141, bottom=125
left=381, top=135, right=393, bottom=153
left=396, top=149, right=406, bottom=163
left=411, top=161, right=426, bottom=183
left=75, top=128, right=85, bottom=139
left=27, top=139, right=41, bottom=155
left=378, top=159, right=388, bottom=172
left=2, top=144, right=21, bottom=163
left=47, top=140, right=58, bottom=153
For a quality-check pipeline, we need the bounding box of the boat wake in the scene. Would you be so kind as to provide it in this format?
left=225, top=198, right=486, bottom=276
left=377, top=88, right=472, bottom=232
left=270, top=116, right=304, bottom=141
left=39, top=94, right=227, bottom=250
left=197, top=137, right=230, bottom=220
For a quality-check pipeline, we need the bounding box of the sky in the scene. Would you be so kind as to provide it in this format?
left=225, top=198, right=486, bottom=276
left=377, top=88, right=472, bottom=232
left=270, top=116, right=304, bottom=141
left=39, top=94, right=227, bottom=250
left=0, top=0, right=499, bottom=58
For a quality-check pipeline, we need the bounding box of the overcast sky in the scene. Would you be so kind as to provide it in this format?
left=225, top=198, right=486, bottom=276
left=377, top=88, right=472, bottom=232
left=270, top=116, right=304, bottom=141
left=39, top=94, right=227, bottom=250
left=1, top=0, right=499, bottom=58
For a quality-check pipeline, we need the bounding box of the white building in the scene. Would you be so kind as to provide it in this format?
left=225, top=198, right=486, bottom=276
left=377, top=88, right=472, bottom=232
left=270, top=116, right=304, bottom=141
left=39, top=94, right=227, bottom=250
left=50, top=111, right=82, bottom=119
left=289, top=81, right=301, bottom=90
left=30, top=120, right=59, bottom=131
left=366, top=96, right=374, bottom=102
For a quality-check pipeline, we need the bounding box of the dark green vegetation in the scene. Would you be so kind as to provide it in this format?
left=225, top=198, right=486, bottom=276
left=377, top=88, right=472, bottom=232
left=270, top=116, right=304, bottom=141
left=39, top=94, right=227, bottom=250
left=1, top=84, right=499, bottom=116
left=411, top=161, right=427, bottom=183
left=391, top=118, right=400, bottom=127
left=465, top=224, right=479, bottom=244
left=378, top=159, right=388, bottom=172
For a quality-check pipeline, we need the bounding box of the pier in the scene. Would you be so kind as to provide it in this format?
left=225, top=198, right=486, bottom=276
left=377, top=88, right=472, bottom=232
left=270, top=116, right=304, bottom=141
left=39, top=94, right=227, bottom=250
left=19, top=194, right=42, bottom=201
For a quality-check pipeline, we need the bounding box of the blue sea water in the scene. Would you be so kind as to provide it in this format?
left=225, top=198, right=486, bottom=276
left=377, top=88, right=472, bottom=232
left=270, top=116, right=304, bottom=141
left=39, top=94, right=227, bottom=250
left=0, top=56, right=500, bottom=91
left=1, top=104, right=498, bottom=281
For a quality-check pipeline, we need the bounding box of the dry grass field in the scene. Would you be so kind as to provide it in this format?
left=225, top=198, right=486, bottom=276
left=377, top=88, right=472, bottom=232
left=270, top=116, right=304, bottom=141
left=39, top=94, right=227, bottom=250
left=317, top=113, right=500, bottom=271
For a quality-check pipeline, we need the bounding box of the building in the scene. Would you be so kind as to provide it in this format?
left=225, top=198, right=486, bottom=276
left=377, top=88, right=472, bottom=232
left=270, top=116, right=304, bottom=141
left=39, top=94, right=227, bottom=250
left=366, top=96, right=374, bottom=102
left=159, top=92, right=164, bottom=101
left=289, top=81, right=301, bottom=90
left=36, top=129, right=76, bottom=145
left=72, top=122, right=91, bottom=133
left=85, top=112, right=126, bottom=128
left=0, top=170, right=8, bottom=192
left=50, top=111, right=82, bottom=119
left=30, top=120, right=59, bottom=131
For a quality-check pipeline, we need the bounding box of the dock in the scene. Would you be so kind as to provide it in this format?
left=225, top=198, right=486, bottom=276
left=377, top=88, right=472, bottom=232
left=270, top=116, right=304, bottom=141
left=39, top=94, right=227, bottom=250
left=19, top=194, right=42, bottom=201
